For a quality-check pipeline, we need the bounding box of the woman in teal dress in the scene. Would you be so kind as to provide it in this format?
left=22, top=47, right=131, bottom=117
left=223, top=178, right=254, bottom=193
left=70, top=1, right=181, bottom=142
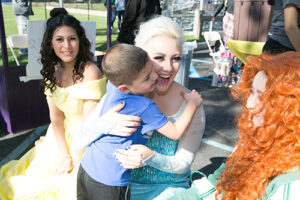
left=77, top=15, right=205, bottom=200
left=112, top=16, right=206, bottom=200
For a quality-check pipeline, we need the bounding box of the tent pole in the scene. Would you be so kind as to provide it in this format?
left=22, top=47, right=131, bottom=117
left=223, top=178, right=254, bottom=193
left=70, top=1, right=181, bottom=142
left=88, top=0, right=90, bottom=21
left=44, top=0, right=47, bottom=20
left=106, top=0, right=111, bottom=50
left=0, top=2, right=9, bottom=72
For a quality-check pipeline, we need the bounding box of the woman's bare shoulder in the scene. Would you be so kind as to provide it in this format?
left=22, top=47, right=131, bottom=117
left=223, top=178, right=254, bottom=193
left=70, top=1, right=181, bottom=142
left=83, top=62, right=103, bottom=82
left=172, top=82, right=190, bottom=94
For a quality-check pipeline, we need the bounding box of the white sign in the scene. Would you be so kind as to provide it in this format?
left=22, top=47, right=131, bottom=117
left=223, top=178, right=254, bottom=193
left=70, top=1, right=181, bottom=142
left=20, top=20, right=96, bottom=82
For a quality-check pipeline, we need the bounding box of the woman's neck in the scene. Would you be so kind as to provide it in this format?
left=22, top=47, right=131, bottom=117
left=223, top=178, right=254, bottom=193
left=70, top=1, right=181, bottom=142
left=55, top=62, right=76, bottom=87
left=61, top=59, right=76, bottom=70
left=150, top=82, right=186, bottom=116
left=146, top=83, right=173, bottom=103
left=60, top=64, right=74, bottom=77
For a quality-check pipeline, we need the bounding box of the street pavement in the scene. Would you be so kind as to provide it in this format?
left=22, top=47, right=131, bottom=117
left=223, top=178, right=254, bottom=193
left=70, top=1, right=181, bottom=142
left=0, top=48, right=240, bottom=178
left=189, top=49, right=240, bottom=176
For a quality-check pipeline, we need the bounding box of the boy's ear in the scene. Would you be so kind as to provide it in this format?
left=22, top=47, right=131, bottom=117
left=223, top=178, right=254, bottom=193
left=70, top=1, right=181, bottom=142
left=118, top=84, right=131, bottom=93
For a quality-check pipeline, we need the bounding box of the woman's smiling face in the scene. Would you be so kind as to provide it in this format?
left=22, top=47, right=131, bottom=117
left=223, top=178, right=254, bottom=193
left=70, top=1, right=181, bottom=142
left=141, top=35, right=182, bottom=94
left=51, top=25, right=79, bottom=65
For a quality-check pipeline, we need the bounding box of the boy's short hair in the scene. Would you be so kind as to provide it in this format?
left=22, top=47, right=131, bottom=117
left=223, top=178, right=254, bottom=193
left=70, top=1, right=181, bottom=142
left=102, top=43, right=149, bottom=86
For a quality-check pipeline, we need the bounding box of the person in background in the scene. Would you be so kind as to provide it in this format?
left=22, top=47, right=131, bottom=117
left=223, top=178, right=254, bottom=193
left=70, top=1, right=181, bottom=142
left=263, top=0, right=300, bottom=54
left=213, top=0, right=234, bottom=46
left=170, top=52, right=300, bottom=200
left=115, top=0, right=125, bottom=32
left=104, top=0, right=116, bottom=29
left=12, top=0, right=34, bottom=55
left=116, top=0, right=161, bottom=44
left=0, top=8, right=107, bottom=200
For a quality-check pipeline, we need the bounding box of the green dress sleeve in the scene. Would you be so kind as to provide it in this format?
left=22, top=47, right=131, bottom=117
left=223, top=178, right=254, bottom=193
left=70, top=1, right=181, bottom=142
left=262, top=170, right=300, bottom=200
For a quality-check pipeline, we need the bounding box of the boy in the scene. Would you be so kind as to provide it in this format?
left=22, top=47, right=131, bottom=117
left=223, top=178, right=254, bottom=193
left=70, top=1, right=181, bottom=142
left=77, top=44, right=202, bottom=200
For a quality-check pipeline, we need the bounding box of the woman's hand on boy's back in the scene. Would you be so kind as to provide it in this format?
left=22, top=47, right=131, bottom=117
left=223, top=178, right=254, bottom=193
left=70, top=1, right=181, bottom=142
left=107, top=102, right=142, bottom=137
left=183, top=90, right=203, bottom=107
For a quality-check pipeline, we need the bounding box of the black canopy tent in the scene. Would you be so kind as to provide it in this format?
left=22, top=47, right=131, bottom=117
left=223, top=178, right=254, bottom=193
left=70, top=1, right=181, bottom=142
left=0, top=2, right=49, bottom=134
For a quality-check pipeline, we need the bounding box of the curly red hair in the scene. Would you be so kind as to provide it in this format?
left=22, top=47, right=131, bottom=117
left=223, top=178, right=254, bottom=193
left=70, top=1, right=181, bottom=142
left=216, top=52, right=300, bottom=200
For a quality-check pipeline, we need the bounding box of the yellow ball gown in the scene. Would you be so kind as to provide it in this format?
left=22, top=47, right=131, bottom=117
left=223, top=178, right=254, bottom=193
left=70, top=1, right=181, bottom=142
left=0, top=79, right=107, bottom=200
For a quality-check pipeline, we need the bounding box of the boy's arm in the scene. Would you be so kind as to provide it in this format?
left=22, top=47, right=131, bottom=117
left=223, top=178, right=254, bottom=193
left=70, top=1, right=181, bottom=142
left=157, top=90, right=202, bottom=140
left=73, top=100, right=141, bottom=150
left=144, top=105, right=205, bottom=174
left=72, top=108, right=115, bottom=150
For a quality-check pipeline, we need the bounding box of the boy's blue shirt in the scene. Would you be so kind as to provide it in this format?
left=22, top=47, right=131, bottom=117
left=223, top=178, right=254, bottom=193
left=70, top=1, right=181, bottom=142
left=81, top=81, right=168, bottom=186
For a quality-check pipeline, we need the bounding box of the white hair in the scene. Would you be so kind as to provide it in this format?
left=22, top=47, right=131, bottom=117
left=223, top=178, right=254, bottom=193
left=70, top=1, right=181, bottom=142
left=134, top=15, right=185, bottom=49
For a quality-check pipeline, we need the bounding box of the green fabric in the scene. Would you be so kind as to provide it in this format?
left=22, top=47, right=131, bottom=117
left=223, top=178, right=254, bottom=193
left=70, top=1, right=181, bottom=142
left=170, top=164, right=300, bottom=200
left=283, top=184, right=290, bottom=200
left=168, top=187, right=200, bottom=200
left=205, top=164, right=300, bottom=199
left=208, top=163, right=226, bottom=186
left=261, top=170, right=300, bottom=200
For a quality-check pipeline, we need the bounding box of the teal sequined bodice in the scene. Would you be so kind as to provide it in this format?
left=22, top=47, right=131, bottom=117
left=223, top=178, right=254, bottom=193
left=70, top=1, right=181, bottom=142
left=131, top=130, right=178, bottom=184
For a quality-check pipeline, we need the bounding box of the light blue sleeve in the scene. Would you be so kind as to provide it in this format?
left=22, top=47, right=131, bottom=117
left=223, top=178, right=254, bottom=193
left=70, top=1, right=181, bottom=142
left=72, top=94, right=116, bottom=149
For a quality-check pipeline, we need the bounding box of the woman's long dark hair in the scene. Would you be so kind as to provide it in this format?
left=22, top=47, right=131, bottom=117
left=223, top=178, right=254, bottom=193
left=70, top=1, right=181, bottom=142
left=40, top=8, right=95, bottom=92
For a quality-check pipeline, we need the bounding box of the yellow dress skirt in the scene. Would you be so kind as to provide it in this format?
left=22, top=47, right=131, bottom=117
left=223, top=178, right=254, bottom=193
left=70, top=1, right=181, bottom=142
left=0, top=79, right=107, bottom=200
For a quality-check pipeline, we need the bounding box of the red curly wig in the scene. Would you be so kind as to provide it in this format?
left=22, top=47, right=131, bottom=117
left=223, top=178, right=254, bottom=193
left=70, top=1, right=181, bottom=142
left=216, top=52, right=300, bottom=200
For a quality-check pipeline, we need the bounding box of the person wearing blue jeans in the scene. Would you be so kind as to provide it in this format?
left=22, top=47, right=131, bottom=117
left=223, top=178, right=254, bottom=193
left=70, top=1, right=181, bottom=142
left=12, top=0, right=34, bottom=55
left=104, top=0, right=116, bottom=29
left=115, top=0, right=125, bottom=31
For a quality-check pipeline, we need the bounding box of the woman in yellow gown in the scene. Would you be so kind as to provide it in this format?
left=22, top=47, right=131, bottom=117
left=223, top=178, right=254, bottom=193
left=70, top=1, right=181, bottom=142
left=0, top=8, right=106, bottom=199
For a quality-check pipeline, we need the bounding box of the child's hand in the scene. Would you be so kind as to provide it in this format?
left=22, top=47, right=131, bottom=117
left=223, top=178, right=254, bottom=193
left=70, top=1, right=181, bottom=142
left=184, top=90, right=203, bottom=107
left=114, top=145, right=154, bottom=169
